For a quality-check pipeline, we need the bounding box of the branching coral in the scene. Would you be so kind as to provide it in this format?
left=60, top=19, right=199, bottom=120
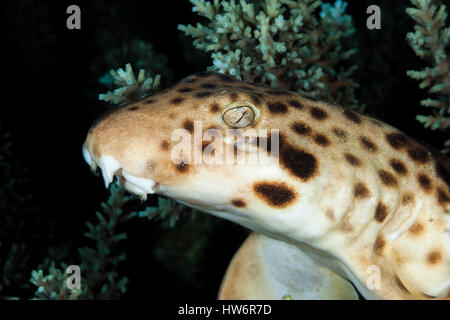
left=93, top=39, right=174, bottom=105
left=406, top=0, right=449, bottom=153
left=138, top=197, right=198, bottom=228
left=102, top=39, right=174, bottom=84
left=29, top=181, right=211, bottom=299
left=179, top=0, right=359, bottom=109
left=31, top=181, right=135, bottom=299
left=99, top=63, right=161, bottom=106
left=77, top=181, right=135, bottom=299
left=30, top=263, right=82, bottom=300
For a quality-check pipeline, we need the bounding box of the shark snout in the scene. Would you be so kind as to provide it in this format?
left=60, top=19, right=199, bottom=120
left=82, top=142, right=158, bottom=199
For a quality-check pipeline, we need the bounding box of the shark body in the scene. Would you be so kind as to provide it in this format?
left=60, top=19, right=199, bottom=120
left=83, top=72, right=450, bottom=299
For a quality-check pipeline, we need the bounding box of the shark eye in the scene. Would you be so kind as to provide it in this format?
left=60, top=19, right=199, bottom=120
left=222, top=105, right=255, bottom=128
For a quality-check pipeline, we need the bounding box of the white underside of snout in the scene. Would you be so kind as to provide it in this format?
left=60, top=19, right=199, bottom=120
left=82, top=144, right=156, bottom=199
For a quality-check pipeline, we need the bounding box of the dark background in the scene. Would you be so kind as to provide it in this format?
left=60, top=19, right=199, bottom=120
left=0, top=0, right=448, bottom=300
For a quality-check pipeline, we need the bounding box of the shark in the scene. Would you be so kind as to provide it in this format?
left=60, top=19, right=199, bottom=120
left=83, top=71, right=450, bottom=299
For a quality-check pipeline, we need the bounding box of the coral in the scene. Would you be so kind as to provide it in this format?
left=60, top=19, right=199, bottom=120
left=148, top=211, right=235, bottom=291
left=31, top=181, right=135, bottom=299
left=30, top=263, right=82, bottom=300
left=178, top=0, right=359, bottom=109
left=77, top=181, right=135, bottom=299
left=89, top=38, right=173, bottom=105
left=138, top=197, right=199, bottom=228
left=99, top=63, right=161, bottom=106
left=100, top=39, right=174, bottom=86
left=406, top=0, right=449, bottom=152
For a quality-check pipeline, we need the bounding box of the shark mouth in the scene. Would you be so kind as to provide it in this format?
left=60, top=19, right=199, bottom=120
left=82, top=143, right=157, bottom=200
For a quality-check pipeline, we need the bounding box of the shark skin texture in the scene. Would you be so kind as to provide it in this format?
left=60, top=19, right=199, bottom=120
left=83, top=72, right=450, bottom=300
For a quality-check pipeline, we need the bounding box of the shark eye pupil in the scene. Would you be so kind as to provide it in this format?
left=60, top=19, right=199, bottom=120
left=222, top=106, right=255, bottom=128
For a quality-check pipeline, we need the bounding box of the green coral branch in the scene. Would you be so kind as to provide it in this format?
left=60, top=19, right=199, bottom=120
left=101, top=39, right=174, bottom=85
left=406, top=0, right=449, bottom=153
left=138, top=197, right=198, bottom=228
left=30, top=181, right=135, bottom=299
left=29, top=181, right=204, bottom=299
left=179, top=0, right=359, bottom=109
left=30, top=264, right=83, bottom=300
left=99, top=63, right=161, bottom=105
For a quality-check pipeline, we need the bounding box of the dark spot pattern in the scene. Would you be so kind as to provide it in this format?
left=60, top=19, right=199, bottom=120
left=343, top=109, right=362, bottom=124
left=279, top=137, right=318, bottom=181
left=360, top=136, right=378, bottom=152
left=386, top=133, right=408, bottom=150
left=201, top=83, right=217, bottom=89
left=389, top=159, right=408, bottom=176
left=310, top=107, right=328, bottom=120
left=160, top=141, right=169, bottom=151
left=287, top=99, right=303, bottom=109
left=437, top=188, right=450, bottom=205
left=170, top=97, right=185, bottom=105
left=344, top=153, right=361, bottom=166
left=378, top=169, right=398, bottom=187
left=195, top=91, right=212, bottom=98
left=292, top=122, right=311, bottom=135
left=143, top=98, right=156, bottom=105
left=417, top=173, right=432, bottom=192
left=354, top=183, right=370, bottom=199
left=183, top=120, right=194, bottom=133
left=252, top=136, right=272, bottom=153
left=177, top=87, right=193, bottom=93
left=231, top=199, right=246, bottom=208
left=374, top=236, right=385, bottom=255
left=241, top=85, right=256, bottom=91
left=266, top=89, right=290, bottom=96
left=253, top=182, right=296, bottom=208
left=332, top=128, right=347, bottom=141
left=268, top=102, right=288, bottom=114
left=216, top=73, right=236, bottom=82
left=407, top=147, right=429, bottom=164
left=249, top=94, right=261, bottom=105
left=314, top=134, right=330, bottom=147
left=175, top=161, right=189, bottom=173
left=210, top=103, right=220, bottom=112
left=435, top=160, right=450, bottom=187
left=409, top=222, right=424, bottom=235
left=304, top=95, right=319, bottom=102
left=427, top=251, right=442, bottom=264
left=374, top=202, right=388, bottom=223
left=128, top=106, right=140, bottom=111
left=229, top=92, right=238, bottom=100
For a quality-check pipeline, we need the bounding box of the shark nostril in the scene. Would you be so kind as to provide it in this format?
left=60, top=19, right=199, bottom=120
left=146, top=159, right=156, bottom=172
